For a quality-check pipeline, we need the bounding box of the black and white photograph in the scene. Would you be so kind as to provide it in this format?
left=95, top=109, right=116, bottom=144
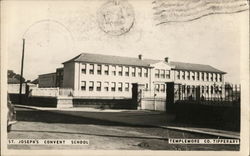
left=1, top=0, right=249, bottom=155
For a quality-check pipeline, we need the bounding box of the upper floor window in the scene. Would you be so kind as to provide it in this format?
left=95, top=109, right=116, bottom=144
left=132, top=67, right=136, bottom=77
left=111, top=65, right=116, bottom=76
left=104, top=65, right=109, bottom=75
left=206, top=73, right=209, bottom=81
left=96, top=81, right=101, bottom=91
left=187, top=71, right=190, bottom=80
left=81, top=81, right=86, bottom=91
left=125, top=83, right=129, bottom=91
left=82, top=64, right=86, bottom=74
left=215, top=74, right=218, bottom=82
left=104, top=82, right=109, bottom=91
left=219, top=74, right=222, bottom=82
left=138, top=68, right=142, bottom=77
left=201, top=72, right=204, bottom=81
left=211, top=73, right=214, bottom=81
left=125, top=66, right=129, bottom=76
left=97, top=65, right=102, bottom=75
left=89, top=64, right=94, bottom=74
left=118, top=66, right=123, bottom=76
left=143, top=68, right=148, bottom=77
left=197, top=72, right=200, bottom=80
left=182, top=71, right=185, bottom=80
left=177, top=71, right=180, bottom=79
left=89, top=81, right=94, bottom=91
left=191, top=71, right=195, bottom=80
left=166, top=70, right=170, bottom=79
left=160, top=70, right=165, bottom=78
left=155, top=69, right=160, bottom=78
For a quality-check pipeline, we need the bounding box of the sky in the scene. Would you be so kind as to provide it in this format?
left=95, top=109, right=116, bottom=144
left=3, top=0, right=249, bottom=84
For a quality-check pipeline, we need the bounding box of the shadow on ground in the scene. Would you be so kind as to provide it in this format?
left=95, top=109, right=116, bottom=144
left=16, top=108, right=156, bottom=128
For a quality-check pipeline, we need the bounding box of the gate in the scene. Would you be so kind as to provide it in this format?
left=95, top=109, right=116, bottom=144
left=132, top=83, right=167, bottom=111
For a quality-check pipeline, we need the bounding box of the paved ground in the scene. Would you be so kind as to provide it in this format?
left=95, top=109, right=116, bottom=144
left=7, top=106, right=239, bottom=150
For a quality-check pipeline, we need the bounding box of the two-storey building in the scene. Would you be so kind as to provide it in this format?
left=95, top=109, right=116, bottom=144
left=61, top=53, right=226, bottom=98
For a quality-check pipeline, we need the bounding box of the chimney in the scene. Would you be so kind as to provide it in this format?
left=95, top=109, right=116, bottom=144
left=165, top=57, right=169, bottom=63
left=138, top=54, right=143, bottom=60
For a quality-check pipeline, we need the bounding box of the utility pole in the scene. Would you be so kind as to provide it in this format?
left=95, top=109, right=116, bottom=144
left=19, top=38, right=25, bottom=104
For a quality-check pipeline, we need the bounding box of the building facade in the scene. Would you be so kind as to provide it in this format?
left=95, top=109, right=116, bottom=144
left=38, top=72, right=57, bottom=88
left=62, top=53, right=226, bottom=98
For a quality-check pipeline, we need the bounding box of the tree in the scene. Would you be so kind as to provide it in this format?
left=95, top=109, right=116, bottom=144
left=8, top=70, right=25, bottom=84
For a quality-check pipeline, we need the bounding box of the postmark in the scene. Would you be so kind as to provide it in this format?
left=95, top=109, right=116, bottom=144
left=97, top=0, right=135, bottom=36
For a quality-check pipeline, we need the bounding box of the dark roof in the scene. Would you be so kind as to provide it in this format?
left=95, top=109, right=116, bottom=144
left=63, top=53, right=226, bottom=74
left=170, top=61, right=226, bottom=74
left=63, top=53, right=161, bottom=67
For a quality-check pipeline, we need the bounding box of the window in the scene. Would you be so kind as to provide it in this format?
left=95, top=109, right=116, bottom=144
left=138, top=68, right=142, bottom=77
left=125, top=83, right=129, bottom=91
left=96, top=81, right=101, bottom=91
left=118, top=66, right=122, bottom=76
left=125, top=66, right=129, bottom=76
left=191, top=86, right=195, bottom=93
left=191, top=72, right=195, bottom=80
left=202, top=72, right=204, bottom=81
left=160, top=84, right=165, bottom=92
left=160, top=70, right=165, bottom=78
left=166, top=70, right=170, bottom=79
left=206, top=73, right=209, bottom=81
left=182, top=71, right=185, bottom=80
left=132, top=67, right=136, bottom=77
left=104, top=65, right=109, bottom=75
left=145, top=83, right=149, bottom=90
left=111, top=82, right=116, bottom=91
left=187, top=85, right=190, bottom=94
left=187, top=71, right=190, bottom=80
left=89, top=64, right=94, bottom=74
left=211, top=73, right=213, bottom=81
left=81, top=81, right=86, bottom=91
left=82, top=64, right=86, bottom=74
left=155, top=84, right=160, bottom=92
left=143, top=68, right=148, bottom=77
left=97, top=65, right=102, bottom=75
left=215, top=74, right=218, bottom=82
left=155, top=69, right=160, bottom=78
left=89, top=81, right=94, bottom=91
left=197, top=72, right=200, bottom=80
left=220, top=74, right=223, bottom=82
left=206, top=86, right=209, bottom=93
left=118, top=82, right=122, bottom=91
left=211, top=86, right=214, bottom=94
left=177, top=71, right=180, bottom=79
left=202, top=86, right=204, bottom=93
left=104, top=82, right=109, bottom=91
left=111, top=65, right=116, bottom=76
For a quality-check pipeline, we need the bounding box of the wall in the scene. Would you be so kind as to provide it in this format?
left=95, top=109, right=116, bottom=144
left=74, top=62, right=151, bottom=98
left=63, top=62, right=75, bottom=89
left=73, top=98, right=135, bottom=109
left=174, top=101, right=240, bottom=131
left=38, top=73, right=57, bottom=88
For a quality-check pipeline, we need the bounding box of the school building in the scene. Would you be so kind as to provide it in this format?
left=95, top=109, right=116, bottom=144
left=53, top=53, right=226, bottom=98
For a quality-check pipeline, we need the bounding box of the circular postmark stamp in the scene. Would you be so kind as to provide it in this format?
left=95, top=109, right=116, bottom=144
left=97, top=0, right=135, bottom=36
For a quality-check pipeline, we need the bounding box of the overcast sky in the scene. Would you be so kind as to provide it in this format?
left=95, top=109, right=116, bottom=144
left=3, top=0, right=249, bottom=84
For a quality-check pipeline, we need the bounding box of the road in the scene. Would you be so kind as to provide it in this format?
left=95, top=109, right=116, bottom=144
left=8, top=107, right=239, bottom=150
